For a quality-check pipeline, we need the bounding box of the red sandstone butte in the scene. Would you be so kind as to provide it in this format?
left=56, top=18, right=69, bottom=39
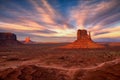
left=23, top=37, right=34, bottom=44
left=25, top=37, right=31, bottom=43
left=61, top=29, right=105, bottom=49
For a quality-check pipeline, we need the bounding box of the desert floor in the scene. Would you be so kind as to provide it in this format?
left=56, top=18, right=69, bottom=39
left=0, top=43, right=120, bottom=80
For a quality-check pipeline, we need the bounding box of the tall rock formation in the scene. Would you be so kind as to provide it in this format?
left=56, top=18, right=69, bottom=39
left=25, top=37, right=30, bottom=43
left=23, top=37, right=34, bottom=44
left=0, top=32, right=21, bottom=45
left=61, top=29, right=105, bottom=49
left=76, top=29, right=91, bottom=42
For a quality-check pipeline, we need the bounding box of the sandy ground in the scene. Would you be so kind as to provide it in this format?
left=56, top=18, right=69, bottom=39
left=0, top=43, right=120, bottom=80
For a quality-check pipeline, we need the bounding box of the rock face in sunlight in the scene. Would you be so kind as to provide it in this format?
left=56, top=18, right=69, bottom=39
left=25, top=37, right=31, bottom=43
left=23, top=37, right=34, bottom=44
left=61, top=29, right=104, bottom=48
left=0, top=32, right=21, bottom=45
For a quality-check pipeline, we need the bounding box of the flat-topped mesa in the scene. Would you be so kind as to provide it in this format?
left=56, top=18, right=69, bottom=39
left=0, top=32, right=21, bottom=45
left=60, top=29, right=105, bottom=49
left=0, top=32, right=17, bottom=41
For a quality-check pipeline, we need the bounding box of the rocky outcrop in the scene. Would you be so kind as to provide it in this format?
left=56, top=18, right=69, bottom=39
left=0, top=32, right=21, bottom=45
left=0, top=59, right=120, bottom=80
left=0, top=65, right=72, bottom=80
left=0, top=32, right=17, bottom=40
left=74, top=59, right=120, bottom=80
left=77, top=29, right=91, bottom=41
left=61, top=29, right=104, bottom=49
left=22, top=37, right=35, bottom=44
left=25, top=37, right=31, bottom=43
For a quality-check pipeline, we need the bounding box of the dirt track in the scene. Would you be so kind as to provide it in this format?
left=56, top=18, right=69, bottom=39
left=0, top=43, right=120, bottom=80
left=0, top=58, right=120, bottom=80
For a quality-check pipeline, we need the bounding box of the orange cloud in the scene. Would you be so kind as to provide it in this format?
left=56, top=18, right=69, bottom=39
left=94, top=31, right=120, bottom=39
left=0, top=0, right=119, bottom=42
left=0, top=21, right=44, bottom=31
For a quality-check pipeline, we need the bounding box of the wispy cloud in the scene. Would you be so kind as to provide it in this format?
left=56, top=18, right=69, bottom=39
left=69, top=0, right=120, bottom=41
left=0, top=0, right=120, bottom=42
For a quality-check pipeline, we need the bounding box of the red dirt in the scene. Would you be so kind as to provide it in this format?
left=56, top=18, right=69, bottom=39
left=0, top=43, right=120, bottom=80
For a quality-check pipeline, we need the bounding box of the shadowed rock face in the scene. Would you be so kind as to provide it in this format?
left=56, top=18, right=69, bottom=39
left=61, top=29, right=104, bottom=48
left=0, top=32, right=21, bottom=45
left=0, top=33, right=16, bottom=40
left=77, top=29, right=91, bottom=41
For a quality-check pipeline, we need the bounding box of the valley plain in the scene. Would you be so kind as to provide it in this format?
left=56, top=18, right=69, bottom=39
left=0, top=43, right=120, bottom=80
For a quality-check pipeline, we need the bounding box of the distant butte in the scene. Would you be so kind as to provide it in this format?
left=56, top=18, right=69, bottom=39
left=23, top=37, right=34, bottom=44
left=25, top=37, right=31, bottom=43
left=0, top=32, right=21, bottom=45
left=61, top=29, right=105, bottom=49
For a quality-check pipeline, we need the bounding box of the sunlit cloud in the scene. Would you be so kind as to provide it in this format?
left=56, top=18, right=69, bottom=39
left=0, top=0, right=120, bottom=42
left=68, top=0, right=120, bottom=41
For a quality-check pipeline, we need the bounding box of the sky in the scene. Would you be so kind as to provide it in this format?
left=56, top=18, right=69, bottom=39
left=0, top=0, right=120, bottom=42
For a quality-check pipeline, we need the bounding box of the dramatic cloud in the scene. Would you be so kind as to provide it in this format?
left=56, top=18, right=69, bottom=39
left=0, top=0, right=120, bottom=42
left=69, top=0, right=120, bottom=40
